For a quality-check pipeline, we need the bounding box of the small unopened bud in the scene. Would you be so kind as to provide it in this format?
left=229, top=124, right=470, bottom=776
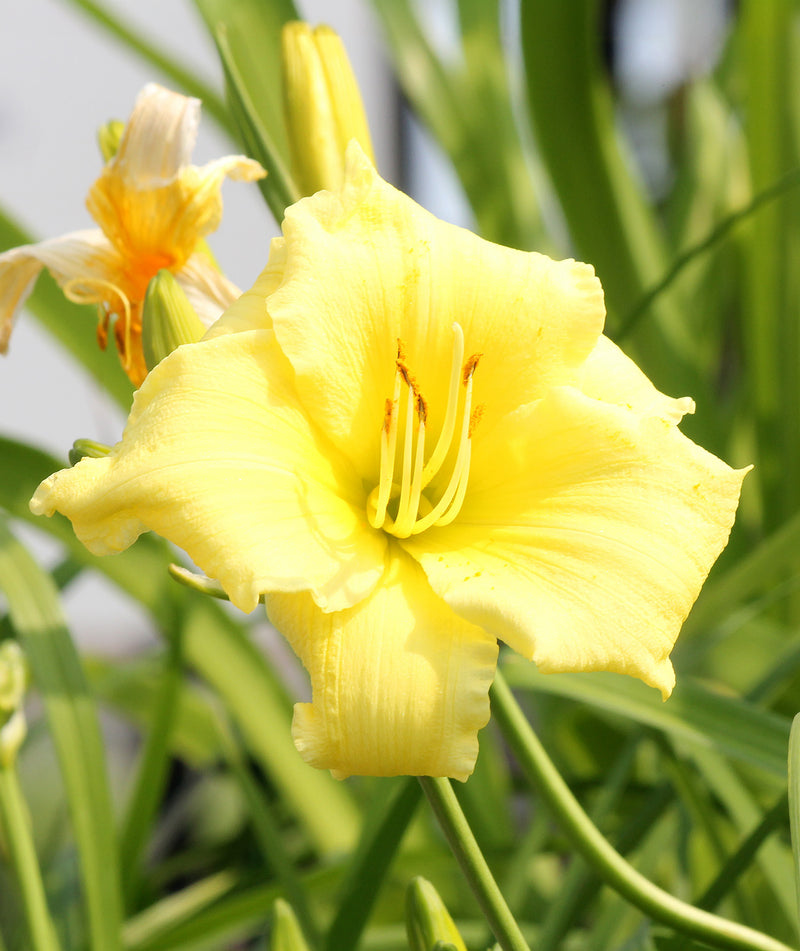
left=406, top=877, right=467, bottom=951
left=142, top=269, right=206, bottom=371
left=69, top=438, right=112, bottom=467
left=281, top=21, right=375, bottom=195
left=97, top=119, right=125, bottom=163
left=271, top=899, right=311, bottom=951
left=0, top=642, right=28, bottom=768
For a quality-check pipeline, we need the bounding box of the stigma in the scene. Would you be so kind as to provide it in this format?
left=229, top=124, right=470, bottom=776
left=367, top=323, right=482, bottom=538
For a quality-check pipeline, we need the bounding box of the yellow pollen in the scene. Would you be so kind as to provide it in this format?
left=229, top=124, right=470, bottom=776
left=366, top=322, right=480, bottom=537
left=462, top=352, right=482, bottom=384
left=469, top=404, right=485, bottom=438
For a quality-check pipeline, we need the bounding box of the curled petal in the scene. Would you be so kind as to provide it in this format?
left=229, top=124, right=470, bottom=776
left=31, top=330, right=386, bottom=613
left=578, top=335, right=695, bottom=423
left=0, top=249, right=41, bottom=352
left=404, top=387, right=748, bottom=697
left=0, top=230, right=123, bottom=351
left=111, top=83, right=201, bottom=187
left=161, top=155, right=266, bottom=255
left=268, top=143, right=605, bottom=480
left=268, top=550, right=498, bottom=780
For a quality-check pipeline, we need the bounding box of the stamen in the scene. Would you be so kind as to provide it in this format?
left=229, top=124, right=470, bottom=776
left=420, top=323, right=464, bottom=487
left=64, top=277, right=133, bottom=369
left=410, top=357, right=476, bottom=534
left=367, top=365, right=401, bottom=529
left=392, top=395, right=426, bottom=537
left=393, top=373, right=417, bottom=528
left=369, top=322, right=481, bottom=538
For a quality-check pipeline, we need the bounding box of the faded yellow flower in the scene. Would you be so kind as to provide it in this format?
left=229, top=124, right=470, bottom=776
left=31, top=146, right=747, bottom=780
left=0, top=83, right=264, bottom=385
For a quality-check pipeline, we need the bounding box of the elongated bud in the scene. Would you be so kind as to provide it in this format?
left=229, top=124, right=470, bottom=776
left=97, top=119, right=125, bottom=163
left=142, top=269, right=206, bottom=371
left=271, top=899, right=311, bottom=951
left=406, top=877, right=467, bottom=951
left=0, top=642, right=28, bottom=767
left=281, top=21, right=375, bottom=195
left=69, top=438, right=112, bottom=466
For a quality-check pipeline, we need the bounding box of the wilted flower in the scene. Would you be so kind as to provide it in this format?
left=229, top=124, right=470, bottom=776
left=30, top=146, right=747, bottom=780
left=0, top=83, right=264, bottom=385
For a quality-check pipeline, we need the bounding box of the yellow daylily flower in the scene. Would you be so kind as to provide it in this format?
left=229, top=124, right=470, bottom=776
left=0, top=83, right=265, bottom=386
left=30, top=145, right=748, bottom=780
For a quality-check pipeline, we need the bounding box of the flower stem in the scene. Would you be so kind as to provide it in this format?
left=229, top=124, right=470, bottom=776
left=0, top=765, right=61, bottom=951
left=490, top=669, right=796, bottom=951
left=418, top=775, right=530, bottom=951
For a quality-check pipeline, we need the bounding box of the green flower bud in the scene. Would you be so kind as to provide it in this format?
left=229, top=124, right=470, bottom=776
left=69, top=438, right=112, bottom=467
left=142, top=269, right=206, bottom=371
left=97, top=119, right=125, bottom=163
left=282, top=21, right=375, bottom=195
left=271, top=899, right=311, bottom=951
left=0, top=642, right=28, bottom=767
left=0, top=642, right=27, bottom=715
left=0, top=710, right=26, bottom=768
left=406, top=877, right=467, bottom=951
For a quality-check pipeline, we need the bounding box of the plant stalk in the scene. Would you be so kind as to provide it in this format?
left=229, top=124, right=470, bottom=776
left=490, top=669, right=795, bottom=951
left=418, top=775, right=530, bottom=951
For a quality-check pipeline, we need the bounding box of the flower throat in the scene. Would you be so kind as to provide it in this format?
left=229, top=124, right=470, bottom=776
left=367, top=322, right=482, bottom=538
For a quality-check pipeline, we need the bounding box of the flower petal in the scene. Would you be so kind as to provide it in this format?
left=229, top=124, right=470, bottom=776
left=203, top=238, right=286, bottom=339
left=267, top=549, right=498, bottom=780
left=30, top=330, right=386, bottom=613
left=0, top=230, right=123, bottom=351
left=176, top=253, right=241, bottom=329
left=0, top=249, right=42, bottom=352
left=111, top=83, right=200, bottom=187
left=268, top=143, right=605, bottom=480
left=161, top=155, right=266, bottom=258
left=404, top=387, right=748, bottom=697
left=578, top=335, right=695, bottom=423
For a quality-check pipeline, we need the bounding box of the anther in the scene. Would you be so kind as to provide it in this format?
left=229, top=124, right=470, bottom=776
left=462, top=352, right=482, bottom=384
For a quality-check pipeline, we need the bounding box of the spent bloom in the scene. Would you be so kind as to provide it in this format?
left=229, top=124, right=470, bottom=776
left=31, top=146, right=747, bottom=780
left=0, top=83, right=265, bottom=385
